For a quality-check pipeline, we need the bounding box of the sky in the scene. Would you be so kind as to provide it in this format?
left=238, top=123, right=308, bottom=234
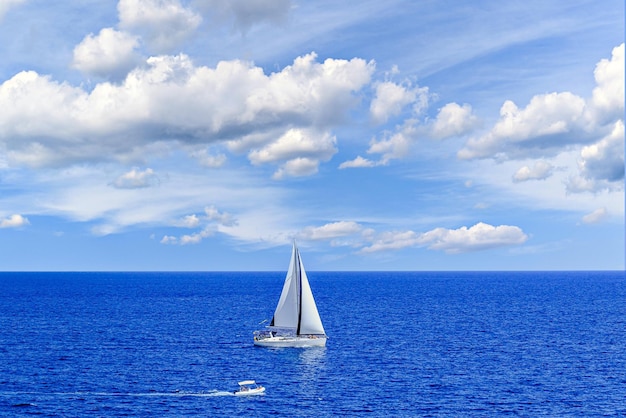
left=0, top=0, right=623, bottom=271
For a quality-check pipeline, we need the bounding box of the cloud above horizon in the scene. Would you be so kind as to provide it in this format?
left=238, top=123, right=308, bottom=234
left=0, top=52, right=373, bottom=175
left=0, top=0, right=622, bottom=271
left=458, top=44, right=623, bottom=165
left=0, top=214, right=30, bottom=228
left=359, top=222, right=528, bottom=254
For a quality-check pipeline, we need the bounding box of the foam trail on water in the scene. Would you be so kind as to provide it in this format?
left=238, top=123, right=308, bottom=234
left=0, top=390, right=236, bottom=398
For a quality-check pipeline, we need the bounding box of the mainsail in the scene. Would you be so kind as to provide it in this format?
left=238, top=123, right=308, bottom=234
left=270, top=243, right=325, bottom=336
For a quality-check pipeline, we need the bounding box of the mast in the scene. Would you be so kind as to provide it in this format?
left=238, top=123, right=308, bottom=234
left=296, top=245, right=302, bottom=335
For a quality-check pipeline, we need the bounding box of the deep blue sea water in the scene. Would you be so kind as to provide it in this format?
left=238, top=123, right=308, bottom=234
left=0, top=271, right=624, bottom=417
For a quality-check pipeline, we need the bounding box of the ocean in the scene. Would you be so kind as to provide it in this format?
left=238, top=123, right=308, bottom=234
left=0, top=271, right=624, bottom=417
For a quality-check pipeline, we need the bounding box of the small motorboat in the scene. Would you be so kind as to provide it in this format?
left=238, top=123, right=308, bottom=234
left=234, top=380, right=265, bottom=396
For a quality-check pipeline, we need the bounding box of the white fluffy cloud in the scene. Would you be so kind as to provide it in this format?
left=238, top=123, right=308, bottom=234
left=248, top=128, right=337, bottom=179
left=431, top=102, right=479, bottom=139
left=118, top=0, right=202, bottom=53
left=190, top=148, right=227, bottom=168
left=299, top=221, right=363, bottom=240
left=578, top=120, right=624, bottom=182
left=72, top=28, right=141, bottom=80
left=161, top=205, right=237, bottom=245
left=512, top=160, right=553, bottom=183
left=111, top=167, right=159, bottom=189
left=338, top=155, right=377, bottom=169
left=590, top=43, right=625, bottom=124
left=567, top=120, right=624, bottom=193
left=205, top=205, right=237, bottom=227
left=365, top=122, right=415, bottom=165
left=272, top=158, right=318, bottom=179
left=582, top=207, right=608, bottom=225
left=0, top=214, right=30, bottom=228
left=459, top=92, right=587, bottom=160
left=360, top=230, right=420, bottom=253
left=175, top=214, right=200, bottom=228
left=0, top=53, right=373, bottom=171
left=161, top=226, right=214, bottom=245
left=416, top=222, right=528, bottom=253
left=369, top=81, right=428, bottom=124
left=459, top=44, right=624, bottom=162
left=361, top=222, right=528, bottom=254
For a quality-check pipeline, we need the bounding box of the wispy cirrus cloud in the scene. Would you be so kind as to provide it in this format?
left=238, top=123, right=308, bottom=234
left=0, top=0, right=25, bottom=21
left=581, top=207, right=608, bottom=225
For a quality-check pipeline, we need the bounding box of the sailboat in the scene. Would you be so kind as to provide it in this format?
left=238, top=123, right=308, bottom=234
left=253, top=242, right=327, bottom=347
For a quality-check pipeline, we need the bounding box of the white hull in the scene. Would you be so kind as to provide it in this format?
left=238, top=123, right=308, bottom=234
left=253, top=335, right=327, bottom=348
left=234, top=387, right=265, bottom=396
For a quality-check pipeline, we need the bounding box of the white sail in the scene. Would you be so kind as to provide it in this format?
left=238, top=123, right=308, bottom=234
left=270, top=243, right=325, bottom=335
left=270, top=243, right=300, bottom=330
left=255, top=242, right=326, bottom=347
left=297, top=256, right=325, bottom=335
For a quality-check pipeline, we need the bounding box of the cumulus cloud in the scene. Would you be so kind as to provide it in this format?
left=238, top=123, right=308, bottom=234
left=590, top=43, right=625, bottom=124
left=369, top=81, right=428, bottom=124
left=118, top=0, right=202, bottom=53
left=360, top=230, right=420, bottom=253
left=175, top=214, right=200, bottom=228
left=0, top=214, right=30, bottom=228
left=111, top=168, right=159, bottom=189
left=162, top=227, right=214, bottom=245
left=299, top=221, right=363, bottom=240
left=458, top=92, right=587, bottom=160
left=198, top=0, right=292, bottom=33
left=512, top=160, right=553, bottom=182
left=582, top=207, right=608, bottom=224
left=361, top=222, right=528, bottom=254
left=72, top=28, right=141, bottom=80
left=338, top=155, right=377, bottom=169
left=190, top=148, right=227, bottom=168
left=249, top=128, right=337, bottom=179
left=204, top=205, right=237, bottom=227
left=577, top=120, right=624, bottom=182
left=430, top=102, right=479, bottom=139
left=160, top=205, right=236, bottom=245
left=179, top=227, right=213, bottom=244
left=567, top=120, right=625, bottom=193
left=416, top=222, right=528, bottom=253
left=272, top=158, right=319, bottom=179
left=355, top=101, right=478, bottom=166
left=160, top=235, right=178, bottom=244
left=0, top=52, right=373, bottom=171
left=364, top=122, right=416, bottom=165
left=459, top=44, right=624, bottom=163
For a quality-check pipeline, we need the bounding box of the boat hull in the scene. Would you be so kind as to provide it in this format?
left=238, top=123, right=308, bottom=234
left=253, top=335, right=327, bottom=348
left=234, top=387, right=265, bottom=396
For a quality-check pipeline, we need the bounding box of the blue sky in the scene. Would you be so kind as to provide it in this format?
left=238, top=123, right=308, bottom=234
left=0, top=0, right=623, bottom=271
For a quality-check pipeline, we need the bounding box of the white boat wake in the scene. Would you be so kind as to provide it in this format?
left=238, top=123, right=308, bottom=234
left=0, top=390, right=236, bottom=398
